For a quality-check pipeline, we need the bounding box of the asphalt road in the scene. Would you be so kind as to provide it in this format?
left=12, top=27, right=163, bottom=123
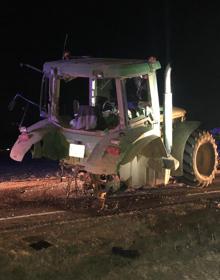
left=1, top=150, right=220, bottom=232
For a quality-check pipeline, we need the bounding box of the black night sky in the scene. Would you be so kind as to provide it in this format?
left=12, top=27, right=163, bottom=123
left=1, top=1, right=220, bottom=148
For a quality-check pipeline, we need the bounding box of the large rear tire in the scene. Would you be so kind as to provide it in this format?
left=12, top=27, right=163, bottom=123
left=182, top=130, right=218, bottom=187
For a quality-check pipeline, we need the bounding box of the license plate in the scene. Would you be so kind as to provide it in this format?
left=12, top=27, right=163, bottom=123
left=69, top=143, right=85, bottom=158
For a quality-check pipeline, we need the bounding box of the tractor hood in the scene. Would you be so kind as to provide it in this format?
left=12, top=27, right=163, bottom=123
left=160, top=106, right=186, bottom=122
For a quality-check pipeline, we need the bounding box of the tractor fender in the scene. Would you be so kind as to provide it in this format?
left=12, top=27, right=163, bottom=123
left=10, top=119, right=53, bottom=162
left=10, top=130, right=46, bottom=162
left=171, top=121, right=201, bottom=176
left=119, top=135, right=168, bottom=166
left=118, top=135, right=179, bottom=186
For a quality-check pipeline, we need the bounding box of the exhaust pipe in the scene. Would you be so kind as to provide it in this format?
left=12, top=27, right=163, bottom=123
left=163, top=64, right=172, bottom=154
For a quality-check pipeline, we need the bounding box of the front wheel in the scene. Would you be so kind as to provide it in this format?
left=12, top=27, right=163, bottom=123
left=182, top=130, right=218, bottom=187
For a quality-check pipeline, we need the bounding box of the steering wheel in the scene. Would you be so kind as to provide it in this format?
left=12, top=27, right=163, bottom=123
left=102, top=101, right=116, bottom=114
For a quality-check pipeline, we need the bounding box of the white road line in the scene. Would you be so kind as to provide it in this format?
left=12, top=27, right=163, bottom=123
left=187, top=190, right=220, bottom=196
left=0, top=210, right=66, bottom=222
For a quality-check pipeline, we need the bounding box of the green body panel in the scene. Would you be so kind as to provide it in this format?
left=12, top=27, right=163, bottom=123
left=171, top=121, right=201, bottom=176
left=83, top=126, right=154, bottom=174
left=32, top=124, right=154, bottom=175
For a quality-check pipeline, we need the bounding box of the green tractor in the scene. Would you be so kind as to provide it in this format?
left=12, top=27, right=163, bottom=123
left=10, top=56, right=218, bottom=189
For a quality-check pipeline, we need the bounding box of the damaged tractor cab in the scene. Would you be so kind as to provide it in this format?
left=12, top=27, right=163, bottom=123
left=10, top=56, right=218, bottom=190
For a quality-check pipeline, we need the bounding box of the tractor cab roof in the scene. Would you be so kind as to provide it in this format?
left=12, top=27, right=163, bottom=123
left=43, top=57, right=161, bottom=79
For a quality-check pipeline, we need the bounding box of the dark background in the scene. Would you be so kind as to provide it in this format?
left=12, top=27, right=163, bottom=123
left=1, top=1, right=220, bottom=149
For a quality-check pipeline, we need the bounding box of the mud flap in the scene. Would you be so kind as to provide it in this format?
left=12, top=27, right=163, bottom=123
left=10, top=131, right=44, bottom=162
